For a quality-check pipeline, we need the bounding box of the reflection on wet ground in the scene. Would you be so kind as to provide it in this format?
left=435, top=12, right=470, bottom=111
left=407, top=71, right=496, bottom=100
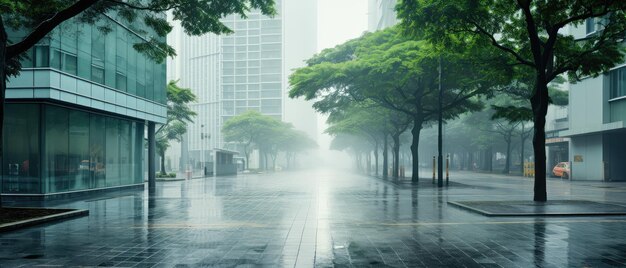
left=1, top=169, right=626, bottom=267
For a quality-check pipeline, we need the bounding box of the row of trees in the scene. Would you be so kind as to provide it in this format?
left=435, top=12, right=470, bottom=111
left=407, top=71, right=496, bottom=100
left=222, top=110, right=317, bottom=171
left=290, top=26, right=502, bottom=181
left=290, top=1, right=626, bottom=201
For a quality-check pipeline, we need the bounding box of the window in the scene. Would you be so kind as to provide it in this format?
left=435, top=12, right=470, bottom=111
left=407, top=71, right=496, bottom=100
left=116, top=73, right=127, bottom=91
left=610, top=67, right=626, bottom=99
left=62, top=53, right=77, bottom=75
left=235, top=21, right=247, bottom=29
left=77, top=24, right=91, bottom=80
left=44, top=105, right=69, bottom=193
left=119, top=120, right=132, bottom=185
left=104, top=24, right=117, bottom=88
left=249, top=36, right=260, bottom=44
left=586, top=18, right=595, bottom=34
left=92, top=22, right=105, bottom=84
left=105, top=117, right=120, bottom=187
left=262, top=35, right=281, bottom=43
left=133, top=122, right=144, bottom=184
left=261, top=90, right=281, bottom=98
left=90, top=114, right=106, bottom=188
left=34, top=46, right=50, bottom=67
left=235, top=76, right=247, bottom=83
left=68, top=110, right=90, bottom=191
left=2, top=104, right=40, bottom=194
left=248, top=91, right=260, bottom=98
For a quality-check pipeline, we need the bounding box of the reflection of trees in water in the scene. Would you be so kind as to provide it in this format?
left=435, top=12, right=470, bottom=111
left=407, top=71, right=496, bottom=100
left=533, top=223, right=546, bottom=267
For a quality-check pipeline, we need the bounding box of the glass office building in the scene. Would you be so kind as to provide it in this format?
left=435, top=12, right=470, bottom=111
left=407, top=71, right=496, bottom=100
left=2, top=15, right=167, bottom=198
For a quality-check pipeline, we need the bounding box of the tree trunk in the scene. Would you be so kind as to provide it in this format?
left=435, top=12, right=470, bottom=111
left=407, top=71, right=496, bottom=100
left=383, top=135, right=388, bottom=179
left=392, top=133, right=400, bottom=179
left=531, top=80, right=549, bottom=202
left=365, top=151, right=370, bottom=174
left=374, top=141, right=379, bottom=176
left=487, top=146, right=493, bottom=173
left=244, top=150, right=250, bottom=170
left=410, top=118, right=423, bottom=182
left=160, top=151, right=167, bottom=175
left=520, top=129, right=526, bottom=175
left=0, top=20, right=6, bottom=208
left=271, top=154, right=276, bottom=171
left=504, top=138, right=511, bottom=174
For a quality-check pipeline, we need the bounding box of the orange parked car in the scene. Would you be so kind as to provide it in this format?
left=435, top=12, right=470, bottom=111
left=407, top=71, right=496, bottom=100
left=552, top=162, right=570, bottom=179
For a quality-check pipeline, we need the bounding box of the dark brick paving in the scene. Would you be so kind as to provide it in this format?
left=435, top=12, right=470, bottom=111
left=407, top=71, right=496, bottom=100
left=1, top=169, right=626, bottom=267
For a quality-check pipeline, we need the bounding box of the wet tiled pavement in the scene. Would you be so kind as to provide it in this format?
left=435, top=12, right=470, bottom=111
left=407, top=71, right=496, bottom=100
left=2, top=169, right=626, bottom=267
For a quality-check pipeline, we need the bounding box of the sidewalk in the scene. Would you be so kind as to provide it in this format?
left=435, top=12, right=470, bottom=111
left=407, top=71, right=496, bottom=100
left=1, top=168, right=626, bottom=267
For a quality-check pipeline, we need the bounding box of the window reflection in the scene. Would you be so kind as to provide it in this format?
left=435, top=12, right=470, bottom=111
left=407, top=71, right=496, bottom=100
left=1, top=104, right=145, bottom=194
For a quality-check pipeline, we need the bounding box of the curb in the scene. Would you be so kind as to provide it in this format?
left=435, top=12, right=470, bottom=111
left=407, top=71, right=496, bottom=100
left=0, top=208, right=89, bottom=233
left=448, top=201, right=626, bottom=217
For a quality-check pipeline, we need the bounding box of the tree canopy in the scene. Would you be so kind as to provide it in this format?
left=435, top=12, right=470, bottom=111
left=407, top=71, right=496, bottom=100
left=397, top=0, right=626, bottom=200
left=290, top=26, right=505, bottom=181
left=222, top=110, right=316, bottom=170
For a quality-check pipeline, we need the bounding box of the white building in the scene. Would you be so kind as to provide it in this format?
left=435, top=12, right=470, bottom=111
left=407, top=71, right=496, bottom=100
left=562, top=18, right=626, bottom=181
left=167, top=0, right=318, bottom=171
left=368, top=0, right=398, bottom=31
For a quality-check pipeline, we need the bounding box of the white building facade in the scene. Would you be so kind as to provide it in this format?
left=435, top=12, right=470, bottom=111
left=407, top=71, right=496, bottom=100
left=167, top=0, right=318, bottom=171
left=562, top=19, right=626, bottom=181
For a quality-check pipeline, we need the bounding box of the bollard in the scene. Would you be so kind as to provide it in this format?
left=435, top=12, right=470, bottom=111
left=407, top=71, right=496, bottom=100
left=446, top=154, right=450, bottom=185
left=432, top=156, right=436, bottom=184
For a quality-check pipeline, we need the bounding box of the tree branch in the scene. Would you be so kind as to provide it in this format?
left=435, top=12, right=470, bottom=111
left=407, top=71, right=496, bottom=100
left=6, top=0, right=100, bottom=60
left=468, top=20, right=535, bottom=67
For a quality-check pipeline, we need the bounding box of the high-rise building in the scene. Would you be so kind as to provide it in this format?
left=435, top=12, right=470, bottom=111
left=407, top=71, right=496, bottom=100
left=368, top=0, right=398, bottom=31
left=2, top=15, right=166, bottom=199
left=168, top=0, right=318, bottom=170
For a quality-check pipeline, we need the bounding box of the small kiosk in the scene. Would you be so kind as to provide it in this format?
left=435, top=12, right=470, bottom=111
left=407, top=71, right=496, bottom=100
left=213, top=148, right=239, bottom=176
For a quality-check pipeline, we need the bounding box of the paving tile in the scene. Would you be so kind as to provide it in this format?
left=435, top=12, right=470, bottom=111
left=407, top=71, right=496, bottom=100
left=2, top=170, right=626, bottom=267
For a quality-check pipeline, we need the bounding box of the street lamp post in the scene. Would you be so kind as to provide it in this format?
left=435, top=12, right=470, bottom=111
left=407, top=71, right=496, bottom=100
left=200, top=125, right=211, bottom=176
left=438, top=56, right=444, bottom=188
left=200, top=124, right=205, bottom=176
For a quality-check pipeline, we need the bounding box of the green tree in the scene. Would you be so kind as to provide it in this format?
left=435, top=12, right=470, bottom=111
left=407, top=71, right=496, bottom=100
left=397, top=0, right=626, bottom=201
left=0, top=0, right=275, bottom=206
left=222, top=110, right=280, bottom=170
left=155, top=80, right=197, bottom=175
left=324, top=103, right=393, bottom=176
left=279, top=129, right=317, bottom=170
left=290, top=27, right=500, bottom=182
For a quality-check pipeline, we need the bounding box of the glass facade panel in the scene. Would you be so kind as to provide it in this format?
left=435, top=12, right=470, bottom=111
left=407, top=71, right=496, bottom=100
left=44, top=105, right=69, bottom=193
left=77, top=24, right=92, bottom=80
left=106, top=117, right=120, bottom=187
left=69, top=110, right=90, bottom=190
left=90, top=114, right=106, bottom=188
left=137, top=54, right=146, bottom=98
left=119, top=120, right=132, bottom=185
left=14, top=16, right=166, bottom=104
left=610, top=67, right=626, bottom=99
left=35, top=45, right=50, bottom=67
left=2, top=104, right=145, bottom=195
left=91, top=21, right=106, bottom=85
left=104, top=25, right=117, bottom=88
left=2, top=104, right=40, bottom=194
left=133, top=122, right=145, bottom=184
